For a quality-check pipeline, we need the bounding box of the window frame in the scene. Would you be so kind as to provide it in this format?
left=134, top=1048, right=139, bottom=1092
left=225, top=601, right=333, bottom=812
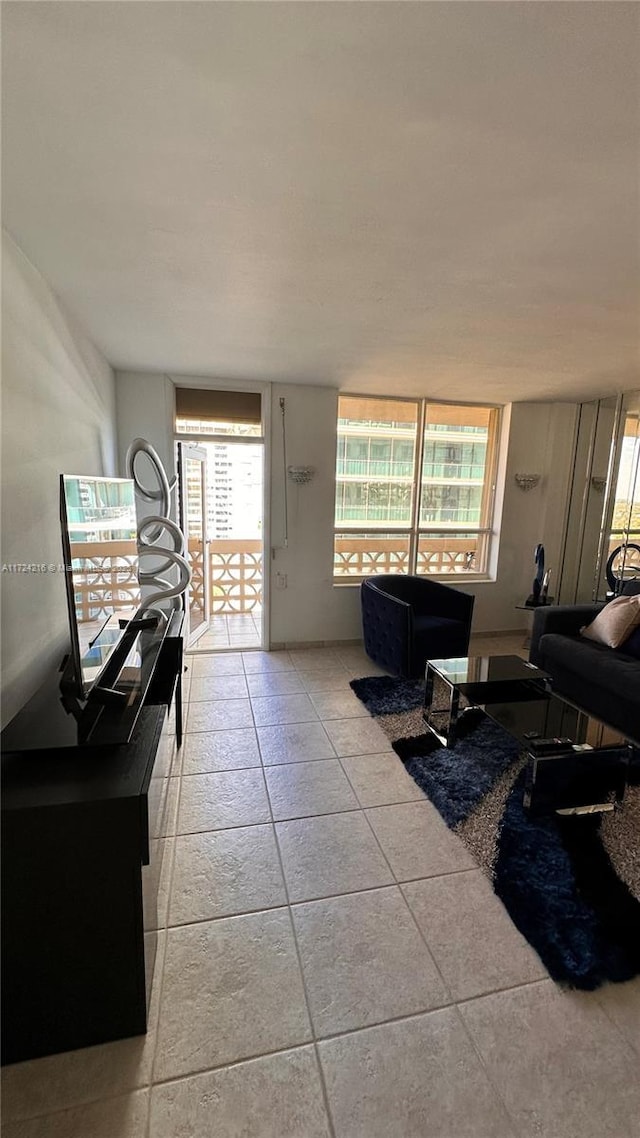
left=333, top=395, right=501, bottom=583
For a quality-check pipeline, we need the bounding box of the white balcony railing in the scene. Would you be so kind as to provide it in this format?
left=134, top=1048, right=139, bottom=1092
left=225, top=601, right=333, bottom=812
left=69, top=540, right=140, bottom=623
left=189, top=539, right=263, bottom=615
left=334, top=534, right=482, bottom=577
left=71, top=534, right=486, bottom=625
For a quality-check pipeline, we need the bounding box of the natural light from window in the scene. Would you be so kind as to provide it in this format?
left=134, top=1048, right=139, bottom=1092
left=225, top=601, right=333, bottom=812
left=334, top=396, right=499, bottom=579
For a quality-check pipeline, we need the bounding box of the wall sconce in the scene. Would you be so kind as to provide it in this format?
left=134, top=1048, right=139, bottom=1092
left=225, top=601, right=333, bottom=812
left=514, top=473, right=541, bottom=492
left=590, top=476, right=607, bottom=493
left=287, top=465, right=315, bottom=485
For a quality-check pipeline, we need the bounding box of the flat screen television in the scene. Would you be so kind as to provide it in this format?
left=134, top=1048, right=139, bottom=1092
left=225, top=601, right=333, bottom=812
left=59, top=475, right=170, bottom=744
left=60, top=475, right=143, bottom=698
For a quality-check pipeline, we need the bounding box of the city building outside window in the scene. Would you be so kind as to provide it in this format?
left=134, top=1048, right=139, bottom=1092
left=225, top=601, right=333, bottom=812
left=334, top=395, right=500, bottom=579
left=174, top=389, right=265, bottom=627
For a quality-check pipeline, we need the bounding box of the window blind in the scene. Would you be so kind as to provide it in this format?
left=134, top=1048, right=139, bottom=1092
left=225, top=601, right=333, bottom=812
left=175, top=388, right=261, bottom=425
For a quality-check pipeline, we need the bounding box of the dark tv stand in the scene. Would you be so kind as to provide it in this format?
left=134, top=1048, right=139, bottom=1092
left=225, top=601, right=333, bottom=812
left=1, top=611, right=184, bottom=1064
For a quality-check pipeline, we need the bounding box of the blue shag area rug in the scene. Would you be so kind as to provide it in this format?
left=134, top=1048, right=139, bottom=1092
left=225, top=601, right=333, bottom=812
left=351, top=674, right=640, bottom=991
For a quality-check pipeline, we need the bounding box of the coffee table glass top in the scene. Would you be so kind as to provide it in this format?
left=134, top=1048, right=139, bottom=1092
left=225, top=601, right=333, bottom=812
left=427, top=655, right=549, bottom=689
left=481, top=692, right=628, bottom=751
left=480, top=691, right=631, bottom=815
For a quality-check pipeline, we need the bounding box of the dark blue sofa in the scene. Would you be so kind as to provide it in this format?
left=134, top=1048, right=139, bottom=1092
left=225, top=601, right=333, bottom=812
left=529, top=582, right=640, bottom=744
left=361, top=575, right=474, bottom=679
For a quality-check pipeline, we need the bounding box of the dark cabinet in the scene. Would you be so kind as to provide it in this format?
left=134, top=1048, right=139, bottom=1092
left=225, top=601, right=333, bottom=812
left=1, top=626, right=183, bottom=1065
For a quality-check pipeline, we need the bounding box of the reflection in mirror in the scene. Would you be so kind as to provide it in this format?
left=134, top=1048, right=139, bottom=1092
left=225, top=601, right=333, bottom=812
left=62, top=476, right=141, bottom=664
left=601, top=392, right=640, bottom=594
left=557, top=395, right=631, bottom=605
left=575, top=395, right=617, bottom=602
left=558, top=399, right=617, bottom=604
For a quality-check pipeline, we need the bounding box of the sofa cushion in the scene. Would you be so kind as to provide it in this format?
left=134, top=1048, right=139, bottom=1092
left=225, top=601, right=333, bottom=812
left=537, top=632, right=640, bottom=742
left=539, top=633, right=639, bottom=694
left=580, top=594, right=640, bottom=648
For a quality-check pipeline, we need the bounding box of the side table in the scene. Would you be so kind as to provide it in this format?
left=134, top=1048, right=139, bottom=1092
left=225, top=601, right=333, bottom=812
left=515, top=599, right=554, bottom=649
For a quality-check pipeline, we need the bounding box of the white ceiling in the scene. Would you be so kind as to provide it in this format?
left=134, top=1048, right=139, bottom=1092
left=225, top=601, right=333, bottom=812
left=2, top=1, right=638, bottom=403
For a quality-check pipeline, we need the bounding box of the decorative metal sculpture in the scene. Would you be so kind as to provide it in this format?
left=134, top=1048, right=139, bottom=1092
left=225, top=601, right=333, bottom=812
left=526, top=543, right=545, bottom=607
left=125, top=437, right=191, bottom=618
left=606, top=542, right=640, bottom=594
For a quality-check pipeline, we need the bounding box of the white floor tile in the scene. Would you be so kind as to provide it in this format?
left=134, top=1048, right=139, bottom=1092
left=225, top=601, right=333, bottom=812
left=293, top=886, right=448, bottom=1035
left=402, top=870, right=547, bottom=1000
left=250, top=693, right=319, bottom=727
left=188, top=674, right=249, bottom=702
left=340, top=751, right=425, bottom=807
left=264, top=759, right=359, bottom=821
left=308, top=689, right=369, bottom=720
left=275, top=811, right=394, bottom=903
left=257, top=721, right=336, bottom=765
left=149, top=1047, right=331, bottom=1138
left=323, top=716, right=392, bottom=757
left=365, top=801, right=476, bottom=880
left=0, top=1091, right=150, bottom=1138
left=169, top=824, right=286, bottom=924
left=246, top=671, right=306, bottom=698
left=459, top=981, right=640, bottom=1138
left=177, top=768, right=270, bottom=833
left=154, top=910, right=312, bottom=1081
left=318, top=1009, right=516, bottom=1138
left=181, top=727, right=261, bottom=774
left=242, top=651, right=294, bottom=673
left=188, top=653, right=244, bottom=677
left=186, top=698, right=254, bottom=733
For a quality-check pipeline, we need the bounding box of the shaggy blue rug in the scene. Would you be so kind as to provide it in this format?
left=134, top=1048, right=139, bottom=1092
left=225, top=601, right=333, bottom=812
left=351, top=674, right=640, bottom=991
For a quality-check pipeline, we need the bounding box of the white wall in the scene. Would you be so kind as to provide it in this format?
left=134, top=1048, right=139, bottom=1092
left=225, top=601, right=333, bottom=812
left=1, top=232, right=117, bottom=725
left=267, top=389, right=578, bottom=644
left=269, top=384, right=349, bottom=643
left=115, top=371, right=176, bottom=488
left=113, top=370, right=578, bottom=645
left=469, top=401, right=577, bottom=630
left=115, top=372, right=179, bottom=605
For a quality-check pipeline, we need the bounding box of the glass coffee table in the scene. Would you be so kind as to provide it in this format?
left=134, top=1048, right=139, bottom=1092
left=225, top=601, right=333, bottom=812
left=424, top=655, right=551, bottom=749
left=424, top=655, right=633, bottom=815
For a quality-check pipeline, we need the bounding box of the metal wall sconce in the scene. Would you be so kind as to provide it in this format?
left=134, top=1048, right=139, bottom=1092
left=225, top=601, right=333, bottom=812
left=514, top=473, right=541, bottom=492
left=287, top=465, right=315, bottom=485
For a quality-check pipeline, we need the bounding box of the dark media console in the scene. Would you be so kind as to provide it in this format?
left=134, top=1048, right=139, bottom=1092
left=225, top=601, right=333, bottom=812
left=1, top=611, right=184, bottom=1065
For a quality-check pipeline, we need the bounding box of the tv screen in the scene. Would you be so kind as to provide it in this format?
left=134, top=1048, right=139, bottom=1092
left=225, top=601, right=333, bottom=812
left=60, top=475, right=142, bottom=699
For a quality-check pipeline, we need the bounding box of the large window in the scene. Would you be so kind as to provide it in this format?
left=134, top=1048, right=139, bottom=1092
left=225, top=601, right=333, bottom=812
left=334, top=396, right=499, bottom=579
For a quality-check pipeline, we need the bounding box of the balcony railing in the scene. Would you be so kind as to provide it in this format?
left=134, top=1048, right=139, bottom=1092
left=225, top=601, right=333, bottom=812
left=334, top=535, right=481, bottom=578
left=69, top=540, right=140, bottom=623
left=189, top=539, right=263, bottom=615
left=71, top=534, right=485, bottom=625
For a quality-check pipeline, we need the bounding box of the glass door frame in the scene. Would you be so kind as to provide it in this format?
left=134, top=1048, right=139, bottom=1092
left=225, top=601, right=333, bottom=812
left=172, top=378, right=271, bottom=652
left=174, top=429, right=268, bottom=652
left=177, top=442, right=211, bottom=648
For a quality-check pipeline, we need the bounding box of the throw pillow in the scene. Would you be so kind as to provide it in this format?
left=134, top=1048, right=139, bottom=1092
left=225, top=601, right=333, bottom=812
left=581, top=594, right=640, bottom=649
left=619, top=625, right=640, bottom=660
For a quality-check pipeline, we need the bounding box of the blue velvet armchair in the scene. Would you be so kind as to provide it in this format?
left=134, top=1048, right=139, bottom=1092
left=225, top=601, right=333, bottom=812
left=361, top=575, right=475, bottom=679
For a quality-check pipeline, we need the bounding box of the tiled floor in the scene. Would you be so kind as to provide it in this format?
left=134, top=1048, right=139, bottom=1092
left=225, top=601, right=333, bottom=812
left=3, top=635, right=640, bottom=1138
left=191, top=611, right=262, bottom=652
